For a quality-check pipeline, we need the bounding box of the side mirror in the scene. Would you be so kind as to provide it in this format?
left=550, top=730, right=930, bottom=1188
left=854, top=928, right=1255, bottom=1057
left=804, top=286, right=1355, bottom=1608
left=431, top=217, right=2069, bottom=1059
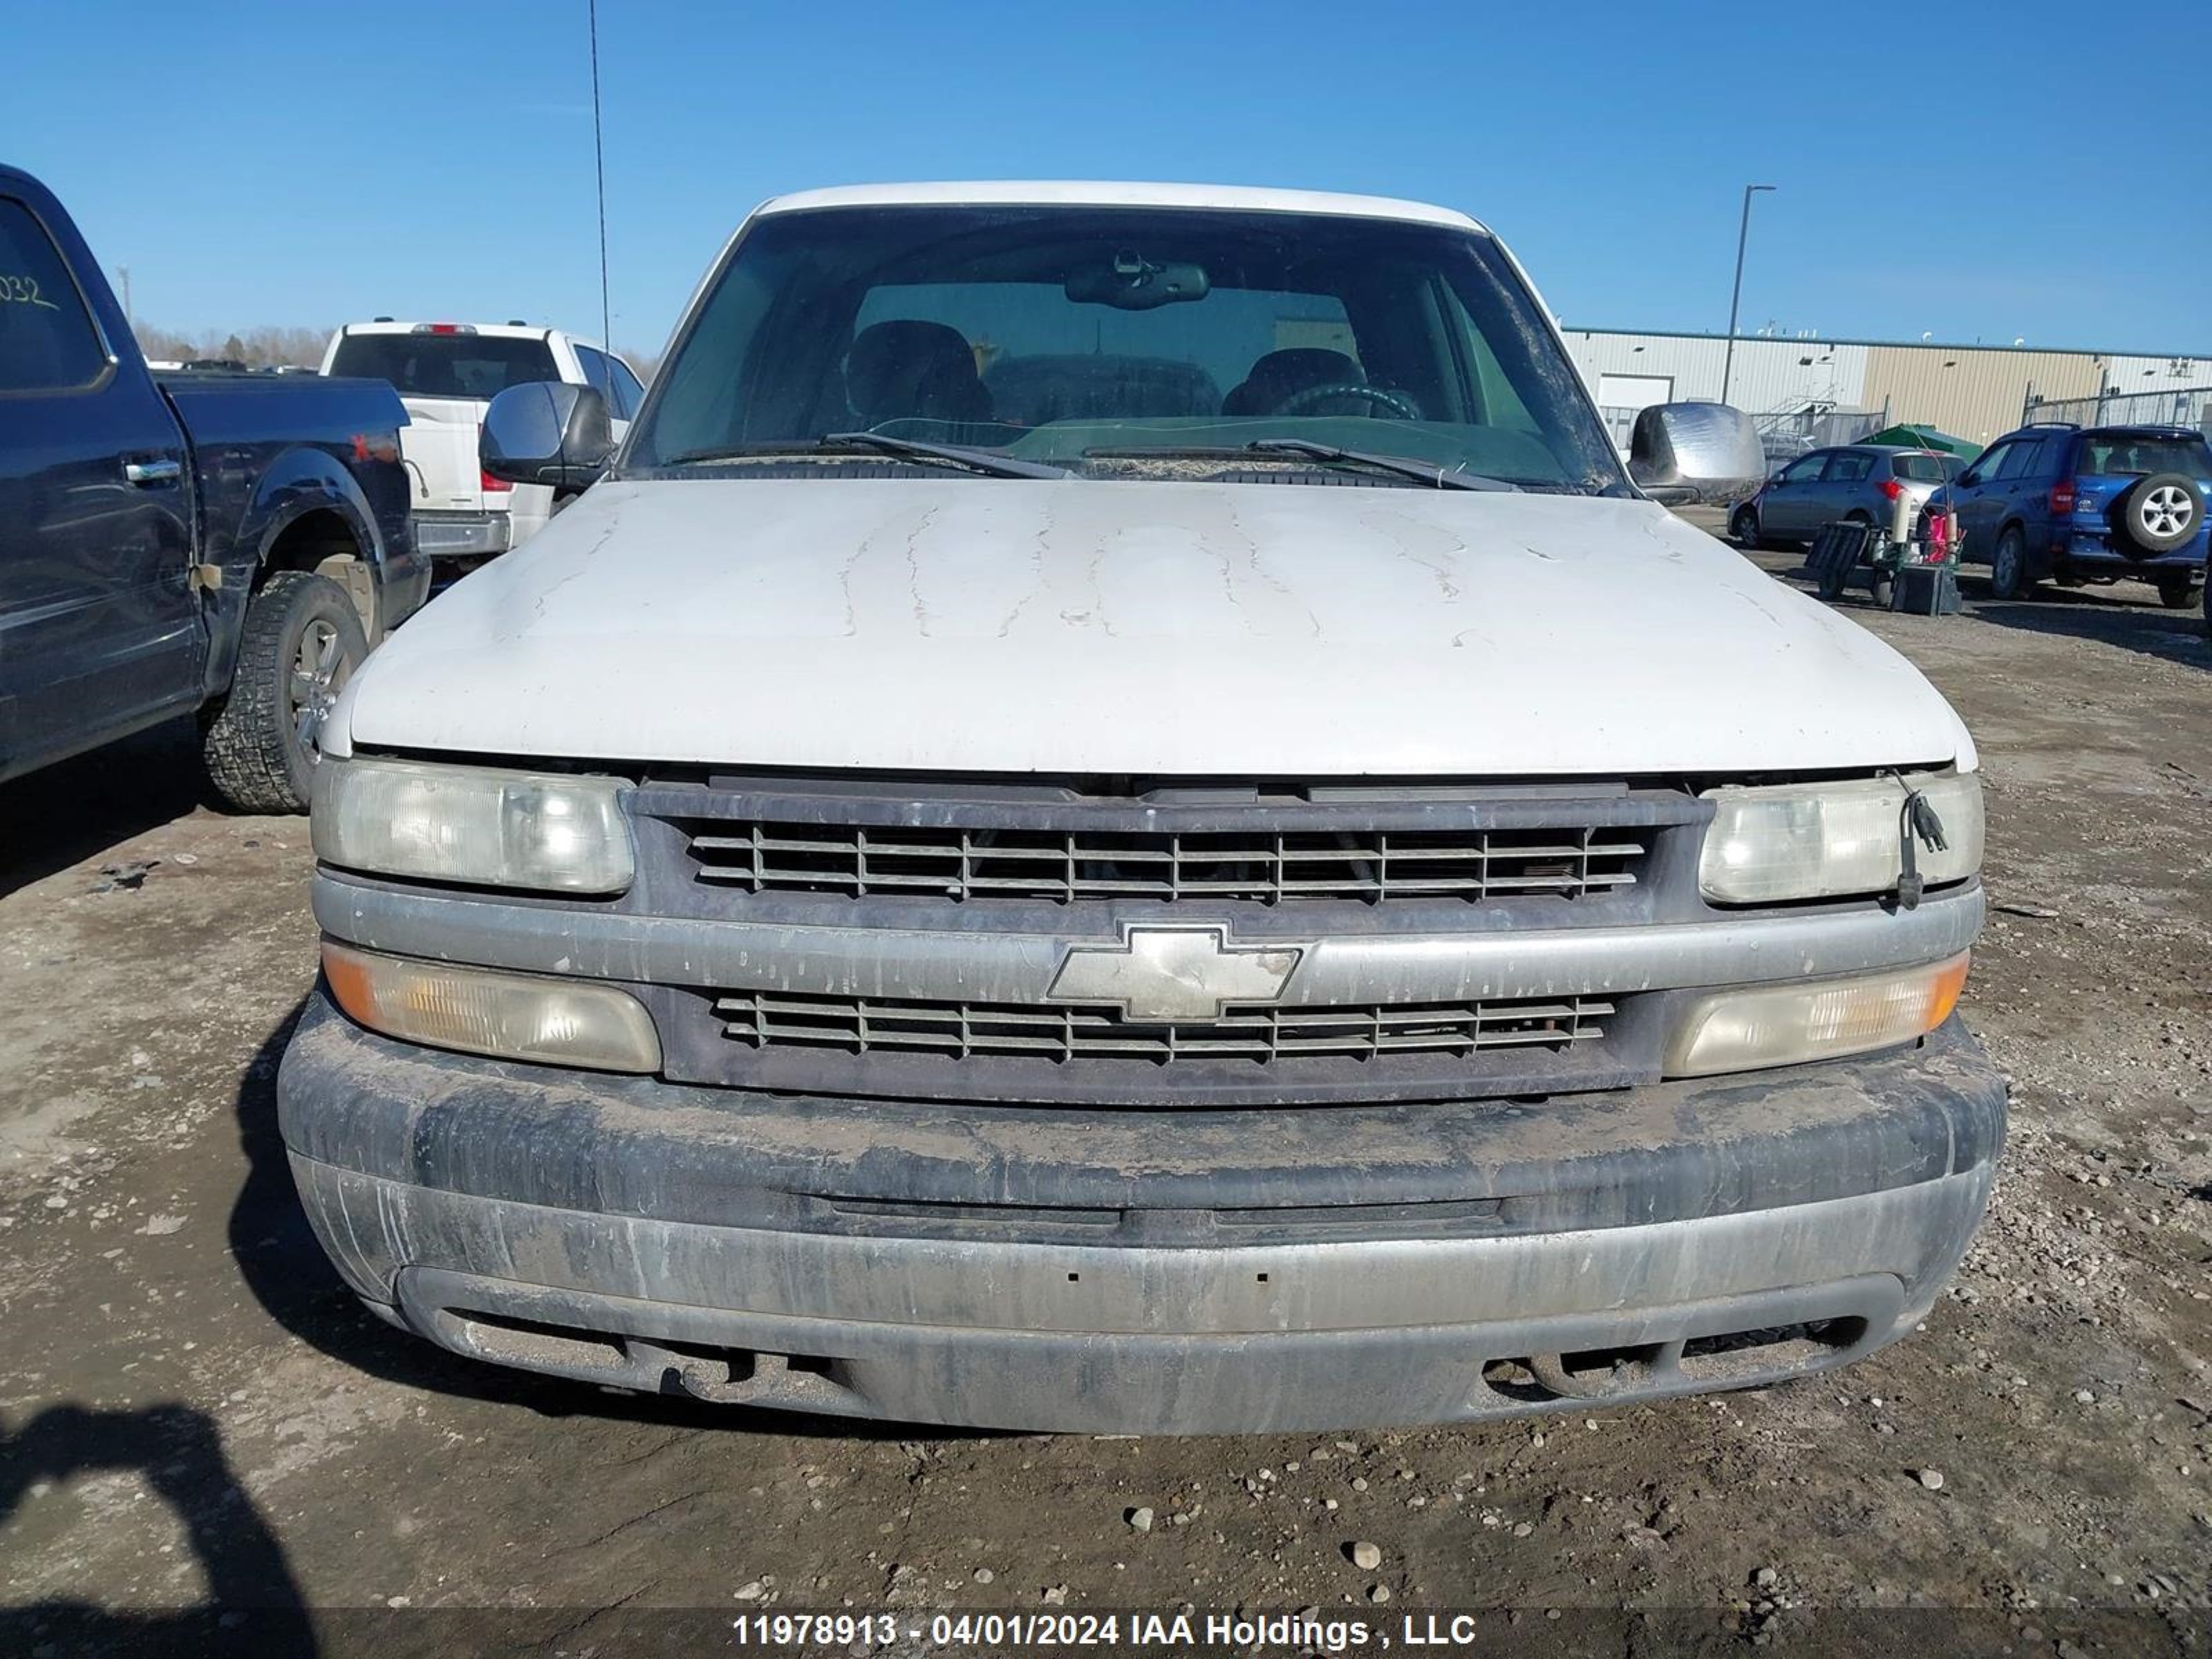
left=1956, top=469, right=1980, bottom=487
left=480, top=381, right=613, bottom=495
left=1629, top=402, right=1765, bottom=506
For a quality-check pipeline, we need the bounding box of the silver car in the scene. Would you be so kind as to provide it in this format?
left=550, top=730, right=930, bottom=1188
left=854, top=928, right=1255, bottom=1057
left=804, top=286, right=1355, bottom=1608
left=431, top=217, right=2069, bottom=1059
left=1732, top=444, right=1959, bottom=547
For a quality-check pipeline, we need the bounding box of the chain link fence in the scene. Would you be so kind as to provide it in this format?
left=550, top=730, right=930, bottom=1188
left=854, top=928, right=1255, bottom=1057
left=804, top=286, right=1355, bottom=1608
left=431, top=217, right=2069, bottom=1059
left=2023, top=384, right=2212, bottom=434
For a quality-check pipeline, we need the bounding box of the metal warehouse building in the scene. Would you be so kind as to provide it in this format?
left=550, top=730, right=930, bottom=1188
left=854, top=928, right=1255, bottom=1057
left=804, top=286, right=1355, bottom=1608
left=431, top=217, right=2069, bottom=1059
left=1562, top=328, right=2212, bottom=457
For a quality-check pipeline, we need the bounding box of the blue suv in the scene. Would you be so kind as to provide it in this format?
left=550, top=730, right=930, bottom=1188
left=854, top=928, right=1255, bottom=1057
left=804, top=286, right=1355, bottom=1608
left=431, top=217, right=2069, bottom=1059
left=1931, top=422, right=2209, bottom=608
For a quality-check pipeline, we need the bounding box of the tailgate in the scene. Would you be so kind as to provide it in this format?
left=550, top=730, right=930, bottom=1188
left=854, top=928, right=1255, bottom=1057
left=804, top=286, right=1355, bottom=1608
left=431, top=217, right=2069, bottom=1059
left=398, top=395, right=493, bottom=514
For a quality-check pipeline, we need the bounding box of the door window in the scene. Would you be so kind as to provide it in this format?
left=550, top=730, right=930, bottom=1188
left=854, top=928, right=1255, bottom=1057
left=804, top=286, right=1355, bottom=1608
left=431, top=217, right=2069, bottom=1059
left=1821, top=451, right=1874, bottom=482
left=0, top=197, right=109, bottom=393
left=1960, top=442, right=2009, bottom=485
left=609, top=357, right=646, bottom=420
left=575, top=344, right=613, bottom=401
left=1994, top=439, right=2045, bottom=480
left=580, top=343, right=647, bottom=420
left=1777, top=453, right=1826, bottom=485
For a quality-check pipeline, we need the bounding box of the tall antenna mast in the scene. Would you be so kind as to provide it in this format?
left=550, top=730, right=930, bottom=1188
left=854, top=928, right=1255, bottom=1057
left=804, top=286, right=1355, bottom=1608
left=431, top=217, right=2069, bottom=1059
left=589, top=0, right=611, bottom=350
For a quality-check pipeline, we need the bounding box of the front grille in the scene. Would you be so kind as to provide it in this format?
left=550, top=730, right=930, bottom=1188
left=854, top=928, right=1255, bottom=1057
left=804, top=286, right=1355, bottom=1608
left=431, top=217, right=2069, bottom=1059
left=686, top=822, right=1646, bottom=905
left=713, top=990, right=1612, bottom=1065
left=632, top=776, right=1696, bottom=1103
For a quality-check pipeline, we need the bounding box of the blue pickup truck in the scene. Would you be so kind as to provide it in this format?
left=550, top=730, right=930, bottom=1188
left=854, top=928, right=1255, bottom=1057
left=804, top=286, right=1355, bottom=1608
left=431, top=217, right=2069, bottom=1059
left=1, top=164, right=426, bottom=812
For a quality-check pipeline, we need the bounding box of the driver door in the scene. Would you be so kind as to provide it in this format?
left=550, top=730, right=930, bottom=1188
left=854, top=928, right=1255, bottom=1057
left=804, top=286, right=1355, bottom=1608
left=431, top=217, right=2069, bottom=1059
left=1948, top=441, right=2013, bottom=560
left=0, top=191, right=199, bottom=780
left=1761, top=451, right=1830, bottom=540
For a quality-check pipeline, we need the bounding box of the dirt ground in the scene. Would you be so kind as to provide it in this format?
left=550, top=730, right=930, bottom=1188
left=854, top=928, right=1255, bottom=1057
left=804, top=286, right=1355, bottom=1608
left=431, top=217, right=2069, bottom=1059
left=3, top=527, right=2209, bottom=1656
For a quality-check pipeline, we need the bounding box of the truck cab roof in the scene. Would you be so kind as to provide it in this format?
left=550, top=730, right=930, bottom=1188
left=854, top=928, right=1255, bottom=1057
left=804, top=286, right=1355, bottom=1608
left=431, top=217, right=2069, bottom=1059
left=335, top=319, right=579, bottom=345
left=753, top=180, right=1488, bottom=232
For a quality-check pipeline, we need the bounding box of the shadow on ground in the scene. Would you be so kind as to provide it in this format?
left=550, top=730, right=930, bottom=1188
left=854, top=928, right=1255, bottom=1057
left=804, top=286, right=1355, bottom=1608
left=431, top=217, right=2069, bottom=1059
left=1759, top=547, right=2209, bottom=664
left=0, top=718, right=210, bottom=899
left=228, top=999, right=982, bottom=1443
left=1965, top=583, right=2209, bottom=664
left=0, top=1401, right=319, bottom=1658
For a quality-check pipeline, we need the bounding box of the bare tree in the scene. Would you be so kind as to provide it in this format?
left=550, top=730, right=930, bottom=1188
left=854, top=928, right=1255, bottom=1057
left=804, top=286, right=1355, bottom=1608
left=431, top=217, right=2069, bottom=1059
left=133, top=322, right=335, bottom=368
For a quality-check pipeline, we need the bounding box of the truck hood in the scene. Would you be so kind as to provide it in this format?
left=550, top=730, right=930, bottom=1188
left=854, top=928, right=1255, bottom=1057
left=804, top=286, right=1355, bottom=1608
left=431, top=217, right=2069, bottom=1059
left=337, top=477, right=1976, bottom=776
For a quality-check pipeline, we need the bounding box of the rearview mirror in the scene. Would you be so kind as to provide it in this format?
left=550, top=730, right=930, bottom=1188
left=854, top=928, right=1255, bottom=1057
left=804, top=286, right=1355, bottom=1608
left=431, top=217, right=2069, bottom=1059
left=1065, top=252, right=1210, bottom=310
left=481, top=381, right=613, bottom=495
left=1629, top=402, right=1765, bottom=505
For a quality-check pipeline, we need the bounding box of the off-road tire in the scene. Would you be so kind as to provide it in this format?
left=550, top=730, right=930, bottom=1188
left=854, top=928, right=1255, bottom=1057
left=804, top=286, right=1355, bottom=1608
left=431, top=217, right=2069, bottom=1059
left=2155, top=574, right=2197, bottom=610
left=201, top=570, right=367, bottom=814
left=1989, top=525, right=2036, bottom=600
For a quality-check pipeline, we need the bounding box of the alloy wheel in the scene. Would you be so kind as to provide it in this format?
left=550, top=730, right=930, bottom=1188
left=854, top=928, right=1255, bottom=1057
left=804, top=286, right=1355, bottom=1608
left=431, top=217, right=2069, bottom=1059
left=290, top=619, right=349, bottom=761
left=2139, top=485, right=2195, bottom=541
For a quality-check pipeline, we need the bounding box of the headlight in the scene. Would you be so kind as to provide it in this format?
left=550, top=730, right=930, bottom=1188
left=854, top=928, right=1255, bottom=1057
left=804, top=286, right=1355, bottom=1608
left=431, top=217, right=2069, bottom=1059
left=312, top=756, right=633, bottom=893
left=1700, top=771, right=1982, bottom=904
left=1664, top=953, right=1969, bottom=1077
left=323, top=943, right=661, bottom=1073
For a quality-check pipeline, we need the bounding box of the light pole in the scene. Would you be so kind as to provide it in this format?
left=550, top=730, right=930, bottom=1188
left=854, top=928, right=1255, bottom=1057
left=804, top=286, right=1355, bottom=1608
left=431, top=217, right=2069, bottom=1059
left=1720, top=184, right=1775, bottom=406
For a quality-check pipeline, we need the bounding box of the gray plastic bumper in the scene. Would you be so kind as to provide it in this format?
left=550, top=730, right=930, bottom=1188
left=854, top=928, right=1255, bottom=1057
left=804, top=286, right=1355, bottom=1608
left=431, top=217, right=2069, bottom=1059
left=279, top=995, right=2005, bottom=1433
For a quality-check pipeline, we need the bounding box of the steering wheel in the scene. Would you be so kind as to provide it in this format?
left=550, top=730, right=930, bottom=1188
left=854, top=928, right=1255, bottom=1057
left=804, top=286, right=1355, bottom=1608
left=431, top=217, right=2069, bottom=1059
left=1272, top=382, right=1422, bottom=420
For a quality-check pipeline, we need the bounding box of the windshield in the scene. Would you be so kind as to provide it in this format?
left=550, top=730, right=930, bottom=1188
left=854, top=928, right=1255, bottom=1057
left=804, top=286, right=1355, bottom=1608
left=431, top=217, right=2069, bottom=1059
left=329, top=332, right=559, bottom=400
left=630, top=204, right=1624, bottom=491
left=2076, top=433, right=2211, bottom=476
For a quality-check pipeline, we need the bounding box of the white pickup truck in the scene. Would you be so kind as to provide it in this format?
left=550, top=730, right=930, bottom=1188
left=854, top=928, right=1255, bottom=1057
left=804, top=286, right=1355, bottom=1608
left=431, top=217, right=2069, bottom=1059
left=320, top=321, right=644, bottom=576
left=279, top=183, right=2001, bottom=1434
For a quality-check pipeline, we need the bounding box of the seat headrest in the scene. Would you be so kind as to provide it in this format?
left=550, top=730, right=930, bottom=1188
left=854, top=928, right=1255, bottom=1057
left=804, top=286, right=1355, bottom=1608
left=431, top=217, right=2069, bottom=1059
left=845, top=320, right=991, bottom=429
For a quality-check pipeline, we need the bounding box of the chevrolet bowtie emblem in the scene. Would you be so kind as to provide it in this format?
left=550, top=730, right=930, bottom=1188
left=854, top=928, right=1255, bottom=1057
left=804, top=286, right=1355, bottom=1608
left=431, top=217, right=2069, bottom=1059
left=1046, top=926, right=1304, bottom=1024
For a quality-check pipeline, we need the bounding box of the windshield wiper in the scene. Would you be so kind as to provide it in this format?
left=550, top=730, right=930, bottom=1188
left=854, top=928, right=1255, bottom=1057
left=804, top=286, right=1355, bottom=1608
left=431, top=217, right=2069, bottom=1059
left=1241, top=440, right=1517, bottom=492
left=820, top=431, right=1071, bottom=479
left=1083, top=442, right=1516, bottom=491
left=659, top=434, right=1065, bottom=480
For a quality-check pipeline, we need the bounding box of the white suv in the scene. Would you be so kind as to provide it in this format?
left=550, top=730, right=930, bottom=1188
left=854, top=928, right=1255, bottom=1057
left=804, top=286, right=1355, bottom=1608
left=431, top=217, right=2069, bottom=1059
left=321, top=321, right=644, bottom=575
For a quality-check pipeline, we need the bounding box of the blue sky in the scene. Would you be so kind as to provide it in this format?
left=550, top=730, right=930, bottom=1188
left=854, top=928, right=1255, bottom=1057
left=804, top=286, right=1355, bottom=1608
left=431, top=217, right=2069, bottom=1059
left=9, top=0, right=2207, bottom=359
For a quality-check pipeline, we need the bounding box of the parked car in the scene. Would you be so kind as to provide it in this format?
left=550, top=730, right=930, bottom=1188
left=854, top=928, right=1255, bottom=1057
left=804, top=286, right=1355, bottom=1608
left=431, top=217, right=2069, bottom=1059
left=0, top=165, right=424, bottom=813
left=320, top=321, right=644, bottom=578
left=280, top=182, right=2000, bottom=1434
left=1730, top=444, right=1958, bottom=548
left=1929, top=422, right=2210, bottom=607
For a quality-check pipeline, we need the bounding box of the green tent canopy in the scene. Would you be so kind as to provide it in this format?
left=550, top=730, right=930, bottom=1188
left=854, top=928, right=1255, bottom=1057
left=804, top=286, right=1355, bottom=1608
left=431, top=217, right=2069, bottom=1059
left=1861, top=423, right=1983, bottom=458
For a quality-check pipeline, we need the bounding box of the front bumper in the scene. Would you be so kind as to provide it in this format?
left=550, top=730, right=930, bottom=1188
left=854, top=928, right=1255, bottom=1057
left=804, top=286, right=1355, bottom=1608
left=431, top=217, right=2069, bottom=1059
left=279, top=995, right=2005, bottom=1433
